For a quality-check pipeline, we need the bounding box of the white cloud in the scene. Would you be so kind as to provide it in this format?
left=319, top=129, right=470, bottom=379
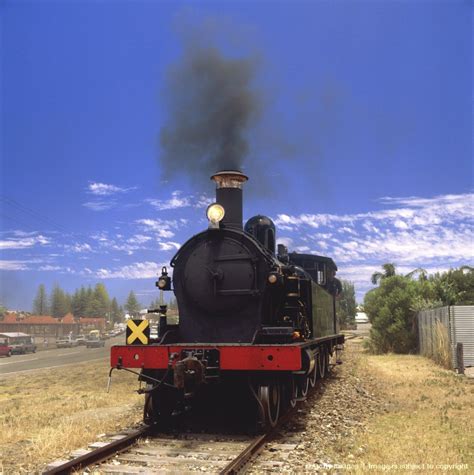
left=67, top=243, right=92, bottom=253
left=158, top=241, right=181, bottom=251
left=146, top=191, right=190, bottom=211
left=274, top=193, right=474, bottom=232
left=83, top=201, right=116, bottom=211
left=128, top=235, right=152, bottom=244
left=272, top=192, right=473, bottom=300
left=38, top=265, right=63, bottom=271
left=88, top=232, right=156, bottom=255
left=194, top=194, right=214, bottom=208
left=156, top=229, right=175, bottom=239
left=146, top=192, right=213, bottom=211
left=393, top=219, right=409, bottom=229
left=136, top=218, right=186, bottom=238
left=378, top=193, right=474, bottom=208
left=91, top=232, right=109, bottom=242
left=0, top=235, right=50, bottom=250
left=95, top=261, right=167, bottom=279
left=12, top=230, right=39, bottom=237
left=87, top=182, right=133, bottom=196
left=0, top=260, right=30, bottom=270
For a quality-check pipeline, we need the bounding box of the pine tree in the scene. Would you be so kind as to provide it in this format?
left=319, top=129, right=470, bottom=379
left=125, top=291, right=141, bottom=317
left=33, top=284, right=49, bottom=315
left=50, top=284, right=69, bottom=318
left=85, top=286, right=95, bottom=316
left=71, top=288, right=81, bottom=317
left=78, top=286, right=88, bottom=317
left=89, top=283, right=110, bottom=318
left=110, top=297, right=122, bottom=323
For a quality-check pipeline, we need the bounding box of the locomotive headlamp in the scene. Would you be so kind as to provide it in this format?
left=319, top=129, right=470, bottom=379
left=157, top=278, right=167, bottom=289
left=155, top=266, right=171, bottom=291
left=207, top=203, right=225, bottom=224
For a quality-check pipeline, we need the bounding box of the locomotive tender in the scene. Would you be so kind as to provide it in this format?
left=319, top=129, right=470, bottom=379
left=111, top=170, right=344, bottom=429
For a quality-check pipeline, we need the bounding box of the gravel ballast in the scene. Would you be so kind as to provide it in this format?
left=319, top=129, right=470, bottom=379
left=249, top=339, right=384, bottom=473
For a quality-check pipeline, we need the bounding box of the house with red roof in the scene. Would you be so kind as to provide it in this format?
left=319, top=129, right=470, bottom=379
left=0, top=312, right=106, bottom=344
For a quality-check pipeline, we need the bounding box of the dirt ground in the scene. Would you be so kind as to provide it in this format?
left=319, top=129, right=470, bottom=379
left=250, top=338, right=473, bottom=474
left=1, top=339, right=472, bottom=474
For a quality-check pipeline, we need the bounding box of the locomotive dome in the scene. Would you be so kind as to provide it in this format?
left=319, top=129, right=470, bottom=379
left=244, top=215, right=276, bottom=254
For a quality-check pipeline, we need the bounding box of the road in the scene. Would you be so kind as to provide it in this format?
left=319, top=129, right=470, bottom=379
left=0, top=336, right=124, bottom=376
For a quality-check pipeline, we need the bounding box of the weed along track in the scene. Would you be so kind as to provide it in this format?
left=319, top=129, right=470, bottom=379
left=43, top=427, right=280, bottom=474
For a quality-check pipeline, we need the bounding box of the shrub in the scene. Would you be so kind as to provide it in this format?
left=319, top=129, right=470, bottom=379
left=364, top=276, right=418, bottom=354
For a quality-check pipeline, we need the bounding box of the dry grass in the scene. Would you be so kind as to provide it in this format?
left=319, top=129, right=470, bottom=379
left=348, top=348, right=473, bottom=474
left=420, top=321, right=453, bottom=369
left=1, top=343, right=472, bottom=474
left=0, top=360, right=143, bottom=474
left=432, top=320, right=452, bottom=369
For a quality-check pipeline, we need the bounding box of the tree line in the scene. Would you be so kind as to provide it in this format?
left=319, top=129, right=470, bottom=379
left=32, top=284, right=147, bottom=322
left=364, top=264, right=474, bottom=354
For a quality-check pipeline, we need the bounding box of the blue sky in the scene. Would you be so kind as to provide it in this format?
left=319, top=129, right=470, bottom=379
left=1, top=0, right=472, bottom=310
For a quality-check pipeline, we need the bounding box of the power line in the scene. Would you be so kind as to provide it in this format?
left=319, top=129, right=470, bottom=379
left=0, top=195, right=70, bottom=234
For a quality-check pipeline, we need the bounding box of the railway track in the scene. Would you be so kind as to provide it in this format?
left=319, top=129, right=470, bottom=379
left=43, top=356, right=345, bottom=474
left=43, top=425, right=283, bottom=474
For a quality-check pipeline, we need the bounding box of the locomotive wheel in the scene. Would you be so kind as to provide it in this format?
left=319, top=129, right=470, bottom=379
left=309, top=355, right=318, bottom=388
left=258, top=382, right=281, bottom=428
left=143, top=393, right=153, bottom=425
left=318, top=348, right=327, bottom=379
left=297, top=374, right=309, bottom=398
left=327, top=348, right=334, bottom=374
left=146, top=388, right=175, bottom=429
left=289, top=377, right=298, bottom=408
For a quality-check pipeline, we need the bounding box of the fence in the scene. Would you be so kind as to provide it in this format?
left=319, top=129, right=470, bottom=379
left=417, top=306, right=474, bottom=370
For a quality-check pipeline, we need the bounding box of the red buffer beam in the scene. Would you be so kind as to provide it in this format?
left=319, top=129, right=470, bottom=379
left=111, top=345, right=302, bottom=371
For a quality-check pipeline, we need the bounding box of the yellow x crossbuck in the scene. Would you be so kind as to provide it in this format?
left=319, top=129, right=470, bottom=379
left=127, top=319, right=149, bottom=345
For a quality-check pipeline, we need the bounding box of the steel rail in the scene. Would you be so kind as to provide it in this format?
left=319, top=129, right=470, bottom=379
left=42, top=425, right=151, bottom=475
left=220, top=406, right=295, bottom=475
left=219, top=432, right=269, bottom=475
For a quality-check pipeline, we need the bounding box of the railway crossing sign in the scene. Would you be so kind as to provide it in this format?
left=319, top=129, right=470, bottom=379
left=126, top=319, right=150, bottom=345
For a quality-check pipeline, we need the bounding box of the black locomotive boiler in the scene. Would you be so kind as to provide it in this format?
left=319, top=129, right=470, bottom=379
left=111, top=170, right=344, bottom=429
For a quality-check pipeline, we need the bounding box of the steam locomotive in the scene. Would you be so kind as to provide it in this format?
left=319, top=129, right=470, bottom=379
left=110, top=171, right=344, bottom=430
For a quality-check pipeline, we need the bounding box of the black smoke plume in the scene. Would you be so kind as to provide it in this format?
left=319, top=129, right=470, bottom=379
left=159, top=34, right=261, bottom=182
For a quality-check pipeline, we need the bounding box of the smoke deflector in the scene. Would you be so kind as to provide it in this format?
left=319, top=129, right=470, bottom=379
left=211, top=170, right=248, bottom=229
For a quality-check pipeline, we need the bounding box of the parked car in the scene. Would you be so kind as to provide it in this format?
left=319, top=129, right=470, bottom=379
left=56, top=337, right=79, bottom=348
left=0, top=337, right=12, bottom=357
left=86, top=330, right=105, bottom=348
left=0, top=332, right=37, bottom=354
left=75, top=335, right=87, bottom=346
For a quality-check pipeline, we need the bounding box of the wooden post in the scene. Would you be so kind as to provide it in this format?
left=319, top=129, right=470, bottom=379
left=456, top=343, right=465, bottom=375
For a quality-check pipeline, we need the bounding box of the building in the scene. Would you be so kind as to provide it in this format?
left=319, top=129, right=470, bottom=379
left=0, top=313, right=106, bottom=345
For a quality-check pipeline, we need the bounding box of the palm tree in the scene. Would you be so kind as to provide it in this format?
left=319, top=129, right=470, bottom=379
left=371, top=263, right=397, bottom=285
left=405, top=268, right=428, bottom=281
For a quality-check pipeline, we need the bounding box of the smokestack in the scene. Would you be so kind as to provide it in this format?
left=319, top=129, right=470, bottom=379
left=211, top=170, right=248, bottom=229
